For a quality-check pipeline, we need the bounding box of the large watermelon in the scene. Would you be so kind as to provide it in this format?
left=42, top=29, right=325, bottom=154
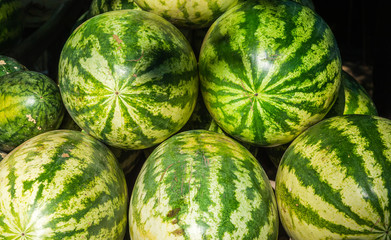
left=129, top=130, right=279, bottom=239
left=0, top=130, right=128, bottom=239
left=0, top=55, right=27, bottom=77
left=59, top=9, right=198, bottom=150
left=0, top=0, right=24, bottom=52
left=275, top=115, right=391, bottom=239
left=134, top=0, right=240, bottom=28
left=0, top=71, right=65, bottom=152
left=199, top=0, right=341, bottom=147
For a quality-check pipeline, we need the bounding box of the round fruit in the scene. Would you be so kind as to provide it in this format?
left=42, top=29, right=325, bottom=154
left=129, top=130, right=279, bottom=239
left=275, top=115, right=391, bottom=240
left=59, top=9, right=198, bottom=150
left=0, top=71, right=64, bottom=152
left=0, top=130, right=128, bottom=239
left=199, top=0, right=341, bottom=147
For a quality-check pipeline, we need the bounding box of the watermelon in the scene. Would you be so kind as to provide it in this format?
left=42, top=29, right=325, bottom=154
left=0, top=0, right=24, bottom=52
left=89, top=0, right=141, bottom=17
left=0, top=71, right=65, bottom=152
left=0, top=55, right=27, bottom=77
left=326, top=70, right=378, bottom=117
left=199, top=0, right=341, bottom=147
left=129, top=130, right=279, bottom=239
left=59, top=9, right=199, bottom=150
left=0, top=130, right=128, bottom=239
left=275, top=115, right=391, bottom=239
left=134, top=0, right=240, bottom=28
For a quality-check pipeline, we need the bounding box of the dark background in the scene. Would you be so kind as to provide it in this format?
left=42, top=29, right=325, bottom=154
left=3, top=0, right=391, bottom=119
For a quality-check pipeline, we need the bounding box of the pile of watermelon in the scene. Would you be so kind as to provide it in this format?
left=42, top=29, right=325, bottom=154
left=1, top=0, right=390, bottom=239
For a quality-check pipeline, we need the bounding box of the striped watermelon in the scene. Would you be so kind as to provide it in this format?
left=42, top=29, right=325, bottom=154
left=0, top=130, right=128, bottom=239
left=0, top=0, right=24, bottom=52
left=134, top=0, right=240, bottom=28
left=0, top=55, right=26, bottom=77
left=199, top=0, right=341, bottom=147
left=59, top=9, right=198, bottom=150
left=0, top=71, right=65, bottom=152
left=129, top=130, right=279, bottom=239
left=275, top=115, right=391, bottom=239
left=326, top=70, right=378, bottom=117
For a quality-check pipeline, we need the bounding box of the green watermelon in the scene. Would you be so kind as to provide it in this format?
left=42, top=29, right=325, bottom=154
left=129, top=130, right=279, bottom=239
left=0, top=55, right=27, bottom=77
left=89, top=0, right=141, bottom=17
left=59, top=9, right=198, bottom=150
left=275, top=115, right=391, bottom=239
left=0, top=71, right=65, bottom=152
left=291, top=0, right=315, bottom=10
left=326, top=70, right=378, bottom=117
left=0, top=130, right=128, bottom=239
left=0, top=0, right=24, bottom=52
left=199, top=0, right=341, bottom=147
left=134, top=0, right=240, bottom=28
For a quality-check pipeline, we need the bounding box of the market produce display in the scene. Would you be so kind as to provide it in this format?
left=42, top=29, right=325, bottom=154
left=199, top=0, right=341, bottom=147
left=129, top=130, right=278, bottom=239
left=276, top=115, right=391, bottom=239
left=0, top=71, right=64, bottom=152
left=0, top=130, right=128, bottom=239
left=59, top=9, right=198, bottom=150
left=0, top=0, right=388, bottom=239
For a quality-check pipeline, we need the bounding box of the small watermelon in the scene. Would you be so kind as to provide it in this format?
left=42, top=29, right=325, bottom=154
left=0, top=71, right=65, bottom=152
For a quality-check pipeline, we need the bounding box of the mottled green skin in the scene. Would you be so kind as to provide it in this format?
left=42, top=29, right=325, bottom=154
left=0, top=71, right=65, bottom=152
left=276, top=115, right=391, bottom=240
left=90, top=0, right=141, bottom=16
left=129, top=130, right=279, bottom=240
left=0, top=0, right=24, bottom=52
left=199, top=0, right=341, bottom=147
left=134, top=0, right=240, bottom=28
left=0, top=130, right=128, bottom=239
left=326, top=70, right=378, bottom=118
left=0, top=55, right=27, bottom=77
left=59, top=10, right=198, bottom=150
